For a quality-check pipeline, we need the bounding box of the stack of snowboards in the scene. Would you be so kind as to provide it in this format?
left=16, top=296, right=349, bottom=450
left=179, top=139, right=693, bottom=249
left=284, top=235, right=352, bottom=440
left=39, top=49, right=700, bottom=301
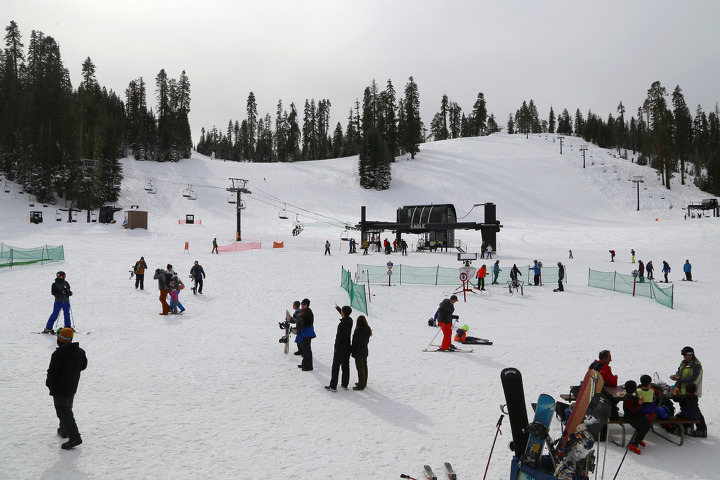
left=557, top=369, right=604, bottom=456
left=500, top=367, right=529, bottom=458
left=554, top=392, right=612, bottom=479
left=520, top=394, right=555, bottom=469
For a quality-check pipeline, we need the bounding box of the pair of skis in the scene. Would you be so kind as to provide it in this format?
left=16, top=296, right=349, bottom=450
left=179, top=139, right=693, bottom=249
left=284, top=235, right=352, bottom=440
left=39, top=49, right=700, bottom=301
left=421, top=462, right=457, bottom=480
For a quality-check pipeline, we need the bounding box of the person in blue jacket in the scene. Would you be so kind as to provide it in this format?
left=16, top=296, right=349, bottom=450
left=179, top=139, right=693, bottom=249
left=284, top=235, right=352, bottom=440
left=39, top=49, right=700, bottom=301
left=683, top=260, right=692, bottom=281
left=530, top=260, right=541, bottom=286
left=662, top=261, right=671, bottom=283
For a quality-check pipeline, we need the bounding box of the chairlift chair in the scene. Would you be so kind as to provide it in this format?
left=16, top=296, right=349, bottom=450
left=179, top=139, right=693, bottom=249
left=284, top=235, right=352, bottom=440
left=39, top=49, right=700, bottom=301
left=340, top=230, right=349, bottom=241
left=91, top=212, right=97, bottom=222
left=183, top=185, right=191, bottom=198
left=279, top=203, right=288, bottom=219
left=227, top=194, right=236, bottom=204
left=56, top=209, right=62, bottom=221
left=144, top=180, right=157, bottom=194
left=3, top=182, right=9, bottom=193
left=187, top=188, right=197, bottom=201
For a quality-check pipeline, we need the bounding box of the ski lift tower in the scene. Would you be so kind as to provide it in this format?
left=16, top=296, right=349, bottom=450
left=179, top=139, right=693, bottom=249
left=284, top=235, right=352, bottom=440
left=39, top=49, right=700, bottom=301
left=227, top=178, right=251, bottom=241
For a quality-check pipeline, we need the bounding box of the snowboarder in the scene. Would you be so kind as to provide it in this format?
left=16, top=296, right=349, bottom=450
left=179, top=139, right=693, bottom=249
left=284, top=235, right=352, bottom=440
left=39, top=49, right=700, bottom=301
left=646, top=260, right=654, bottom=280
left=436, top=295, right=459, bottom=351
left=631, top=249, right=636, bottom=263
left=492, top=260, right=501, bottom=284
left=43, top=271, right=73, bottom=333
left=662, top=260, right=671, bottom=283
left=211, top=237, right=219, bottom=254
left=153, top=266, right=172, bottom=315
left=296, top=299, right=315, bottom=371
left=324, top=240, right=331, bottom=255
left=683, top=259, right=692, bottom=281
left=637, top=260, right=645, bottom=283
left=554, top=262, right=564, bottom=292
left=351, top=315, right=372, bottom=391
left=134, top=257, right=147, bottom=290
left=325, top=305, right=353, bottom=392
left=190, top=261, right=206, bottom=294
left=609, top=249, right=615, bottom=262
left=569, top=249, right=573, bottom=259
left=46, top=327, right=87, bottom=450
left=400, top=239, right=408, bottom=256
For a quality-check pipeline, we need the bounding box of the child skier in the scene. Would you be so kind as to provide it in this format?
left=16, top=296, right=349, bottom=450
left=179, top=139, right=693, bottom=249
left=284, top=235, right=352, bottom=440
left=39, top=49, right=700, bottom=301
left=168, top=276, right=185, bottom=314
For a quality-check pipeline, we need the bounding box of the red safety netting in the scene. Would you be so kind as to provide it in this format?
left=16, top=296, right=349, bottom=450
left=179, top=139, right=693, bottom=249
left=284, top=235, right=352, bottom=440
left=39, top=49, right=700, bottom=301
left=217, top=242, right=262, bottom=252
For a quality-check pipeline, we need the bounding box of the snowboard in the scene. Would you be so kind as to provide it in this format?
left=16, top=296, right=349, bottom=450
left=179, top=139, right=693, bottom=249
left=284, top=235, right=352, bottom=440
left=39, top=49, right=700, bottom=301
left=555, top=392, right=612, bottom=479
left=500, top=367, right=529, bottom=459
left=557, top=369, right=603, bottom=456
left=520, top=394, right=555, bottom=469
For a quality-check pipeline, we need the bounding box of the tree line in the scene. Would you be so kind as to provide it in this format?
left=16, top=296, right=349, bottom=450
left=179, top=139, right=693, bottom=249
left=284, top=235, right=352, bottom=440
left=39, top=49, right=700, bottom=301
left=507, top=83, right=720, bottom=193
left=0, top=21, right=191, bottom=207
left=2, top=20, right=719, bottom=198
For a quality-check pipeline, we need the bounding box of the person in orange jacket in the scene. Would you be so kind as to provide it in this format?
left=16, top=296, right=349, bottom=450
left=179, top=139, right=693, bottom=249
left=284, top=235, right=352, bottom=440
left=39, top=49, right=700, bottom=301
left=476, top=264, right=487, bottom=291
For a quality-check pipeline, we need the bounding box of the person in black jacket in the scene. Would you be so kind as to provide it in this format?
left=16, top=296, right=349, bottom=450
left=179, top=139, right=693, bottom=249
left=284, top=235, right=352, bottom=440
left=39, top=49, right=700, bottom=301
left=297, top=299, right=315, bottom=371
left=43, top=271, right=73, bottom=333
left=326, top=305, right=354, bottom=391
left=351, top=315, right=372, bottom=390
left=46, top=327, right=87, bottom=450
left=153, top=266, right=172, bottom=315
left=190, top=261, right=206, bottom=294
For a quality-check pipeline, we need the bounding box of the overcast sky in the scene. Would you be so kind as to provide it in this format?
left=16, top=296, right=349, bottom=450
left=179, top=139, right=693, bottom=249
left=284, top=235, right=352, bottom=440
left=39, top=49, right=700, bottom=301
left=5, top=0, right=720, bottom=144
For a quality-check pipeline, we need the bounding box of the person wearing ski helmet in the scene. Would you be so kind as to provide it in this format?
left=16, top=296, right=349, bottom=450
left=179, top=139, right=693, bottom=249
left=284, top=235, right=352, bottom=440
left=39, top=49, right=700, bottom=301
left=554, top=262, right=565, bottom=292
left=43, top=271, right=73, bottom=333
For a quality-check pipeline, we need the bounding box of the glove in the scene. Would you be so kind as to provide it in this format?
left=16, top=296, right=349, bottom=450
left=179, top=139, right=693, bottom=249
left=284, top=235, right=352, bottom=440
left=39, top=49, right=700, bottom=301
left=66, top=290, right=73, bottom=297
left=452, top=315, right=459, bottom=320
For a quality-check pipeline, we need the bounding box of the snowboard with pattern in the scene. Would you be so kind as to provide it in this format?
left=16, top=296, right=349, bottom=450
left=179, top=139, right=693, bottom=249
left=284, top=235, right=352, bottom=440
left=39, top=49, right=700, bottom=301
left=520, top=393, right=555, bottom=469
left=557, top=369, right=603, bottom=456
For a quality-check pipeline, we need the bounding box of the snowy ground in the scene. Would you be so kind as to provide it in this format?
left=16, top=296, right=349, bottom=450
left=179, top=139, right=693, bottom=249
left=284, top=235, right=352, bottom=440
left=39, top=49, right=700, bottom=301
left=1, top=133, right=718, bottom=480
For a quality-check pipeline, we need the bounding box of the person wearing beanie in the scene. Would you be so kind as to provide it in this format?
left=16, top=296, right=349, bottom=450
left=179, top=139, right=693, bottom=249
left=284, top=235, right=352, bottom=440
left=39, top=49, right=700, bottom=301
left=190, top=261, right=206, bottom=294
left=436, top=295, right=459, bottom=351
left=326, top=305, right=354, bottom=391
left=153, top=266, right=172, bottom=315
left=43, top=271, right=73, bottom=333
left=46, top=327, right=87, bottom=450
left=622, top=380, right=650, bottom=455
left=670, top=346, right=703, bottom=396
left=296, top=299, right=315, bottom=371
left=134, top=256, right=148, bottom=290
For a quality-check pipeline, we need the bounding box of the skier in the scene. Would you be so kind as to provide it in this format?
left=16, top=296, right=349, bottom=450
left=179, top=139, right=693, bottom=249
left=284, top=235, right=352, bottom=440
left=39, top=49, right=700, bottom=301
left=43, top=271, right=73, bottom=333
left=134, top=256, right=147, bottom=290
left=190, top=260, right=206, bottom=294
left=324, top=240, right=331, bottom=256
left=325, top=305, right=353, bottom=392
left=646, top=260, right=654, bottom=280
left=683, top=259, right=692, bottom=281
left=476, top=264, right=487, bottom=291
left=569, top=249, right=573, bottom=259
left=351, top=315, right=372, bottom=391
left=400, top=239, right=408, bottom=256
left=480, top=242, right=487, bottom=259
left=631, top=249, right=636, bottom=263
left=530, top=260, right=541, bottom=286
left=486, top=244, right=493, bottom=259
left=436, top=295, right=459, bottom=351
left=554, top=262, right=564, bottom=292
left=609, top=249, right=615, bottom=262
left=509, top=264, right=522, bottom=287
left=662, top=260, right=671, bottom=283
left=454, top=324, right=483, bottom=344
left=211, top=237, right=219, bottom=254
left=492, top=260, right=501, bottom=284
left=46, top=327, right=87, bottom=450
left=168, top=275, right=185, bottom=314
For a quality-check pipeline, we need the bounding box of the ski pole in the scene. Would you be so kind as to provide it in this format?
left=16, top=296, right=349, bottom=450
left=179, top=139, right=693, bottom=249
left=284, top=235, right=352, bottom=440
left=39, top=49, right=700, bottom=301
left=69, top=302, right=76, bottom=330
left=400, top=475, right=418, bottom=480
left=483, top=414, right=504, bottom=480
left=424, top=324, right=443, bottom=350
left=611, top=440, right=631, bottom=480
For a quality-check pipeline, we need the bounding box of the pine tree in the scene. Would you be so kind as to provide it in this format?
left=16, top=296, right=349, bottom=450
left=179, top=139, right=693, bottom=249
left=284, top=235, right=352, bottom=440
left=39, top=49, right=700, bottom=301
left=246, top=92, right=257, bottom=161
left=548, top=106, right=556, bottom=134
left=645, top=81, right=674, bottom=188
left=672, top=85, right=692, bottom=185
left=401, top=76, right=421, bottom=159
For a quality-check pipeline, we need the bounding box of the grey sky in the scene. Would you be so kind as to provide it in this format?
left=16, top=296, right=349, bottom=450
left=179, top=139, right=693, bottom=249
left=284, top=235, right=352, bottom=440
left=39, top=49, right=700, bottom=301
left=5, top=0, right=720, bottom=144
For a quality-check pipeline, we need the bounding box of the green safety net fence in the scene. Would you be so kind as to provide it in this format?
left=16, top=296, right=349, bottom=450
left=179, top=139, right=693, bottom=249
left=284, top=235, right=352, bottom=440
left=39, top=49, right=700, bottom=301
left=355, top=263, right=567, bottom=287
left=0, top=243, right=64, bottom=268
left=588, top=268, right=673, bottom=308
left=341, top=267, right=368, bottom=315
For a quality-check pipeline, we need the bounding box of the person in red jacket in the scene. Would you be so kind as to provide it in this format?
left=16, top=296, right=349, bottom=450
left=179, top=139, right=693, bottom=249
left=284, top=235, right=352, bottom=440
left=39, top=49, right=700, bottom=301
left=475, top=264, right=487, bottom=291
left=588, top=350, right=618, bottom=386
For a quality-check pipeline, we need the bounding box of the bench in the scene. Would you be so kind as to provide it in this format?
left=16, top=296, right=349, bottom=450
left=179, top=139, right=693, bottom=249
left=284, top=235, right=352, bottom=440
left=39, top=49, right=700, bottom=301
left=608, top=416, right=699, bottom=447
